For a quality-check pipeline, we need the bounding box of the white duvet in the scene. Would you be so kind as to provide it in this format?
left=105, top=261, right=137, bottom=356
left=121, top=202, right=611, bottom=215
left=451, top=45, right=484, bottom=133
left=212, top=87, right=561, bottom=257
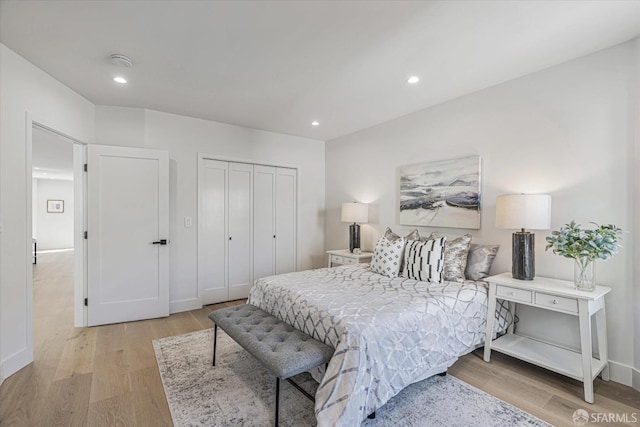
left=247, top=264, right=509, bottom=427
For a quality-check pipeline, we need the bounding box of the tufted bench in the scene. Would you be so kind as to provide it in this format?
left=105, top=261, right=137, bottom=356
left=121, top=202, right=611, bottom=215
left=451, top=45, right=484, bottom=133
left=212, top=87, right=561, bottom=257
left=208, top=304, right=334, bottom=427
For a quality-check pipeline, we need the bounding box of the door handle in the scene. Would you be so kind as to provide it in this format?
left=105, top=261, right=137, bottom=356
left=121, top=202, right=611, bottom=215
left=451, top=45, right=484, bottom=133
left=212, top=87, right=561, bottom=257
left=152, top=239, right=168, bottom=245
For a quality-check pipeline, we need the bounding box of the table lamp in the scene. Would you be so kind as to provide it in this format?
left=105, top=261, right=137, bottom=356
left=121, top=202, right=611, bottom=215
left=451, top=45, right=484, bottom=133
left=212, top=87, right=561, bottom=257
left=341, top=202, right=369, bottom=253
left=495, top=194, right=551, bottom=280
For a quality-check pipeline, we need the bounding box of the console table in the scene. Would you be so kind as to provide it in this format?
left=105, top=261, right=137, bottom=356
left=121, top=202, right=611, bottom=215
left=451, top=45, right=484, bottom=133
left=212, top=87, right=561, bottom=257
left=483, top=272, right=610, bottom=403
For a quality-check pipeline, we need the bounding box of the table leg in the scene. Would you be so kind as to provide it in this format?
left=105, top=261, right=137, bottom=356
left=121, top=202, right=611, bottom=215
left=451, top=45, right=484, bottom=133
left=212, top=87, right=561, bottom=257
left=483, top=282, right=497, bottom=362
left=578, top=299, right=594, bottom=403
left=507, top=301, right=516, bottom=335
left=595, top=304, right=609, bottom=381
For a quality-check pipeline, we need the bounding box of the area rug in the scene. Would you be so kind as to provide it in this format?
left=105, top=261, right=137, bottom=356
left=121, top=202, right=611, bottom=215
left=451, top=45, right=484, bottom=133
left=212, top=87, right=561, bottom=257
left=153, top=329, right=552, bottom=427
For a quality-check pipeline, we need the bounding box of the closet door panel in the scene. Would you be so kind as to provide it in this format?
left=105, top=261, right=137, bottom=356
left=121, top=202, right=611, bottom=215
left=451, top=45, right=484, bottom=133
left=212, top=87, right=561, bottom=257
left=253, top=165, right=276, bottom=281
left=275, top=168, right=297, bottom=275
left=228, top=162, right=253, bottom=300
left=198, top=159, right=228, bottom=304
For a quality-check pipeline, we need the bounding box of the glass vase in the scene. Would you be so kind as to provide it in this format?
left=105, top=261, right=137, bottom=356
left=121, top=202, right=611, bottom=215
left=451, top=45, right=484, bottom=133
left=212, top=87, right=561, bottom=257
left=574, top=257, right=595, bottom=291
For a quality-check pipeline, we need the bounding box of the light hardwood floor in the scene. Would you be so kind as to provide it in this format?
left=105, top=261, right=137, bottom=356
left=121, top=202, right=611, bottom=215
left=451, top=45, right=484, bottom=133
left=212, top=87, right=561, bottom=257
left=1, top=252, right=638, bottom=426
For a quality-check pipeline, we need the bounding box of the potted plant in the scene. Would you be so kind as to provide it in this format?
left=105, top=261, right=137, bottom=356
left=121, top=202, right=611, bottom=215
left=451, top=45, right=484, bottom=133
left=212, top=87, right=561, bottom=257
left=545, top=221, right=622, bottom=291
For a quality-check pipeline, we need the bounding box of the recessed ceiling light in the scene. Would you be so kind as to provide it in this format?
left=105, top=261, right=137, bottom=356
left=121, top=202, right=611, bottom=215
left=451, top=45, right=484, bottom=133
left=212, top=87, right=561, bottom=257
left=407, top=76, right=420, bottom=84
left=114, top=76, right=127, bottom=84
left=311, top=121, right=320, bottom=126
left=34, top=167, right=41, bottom=170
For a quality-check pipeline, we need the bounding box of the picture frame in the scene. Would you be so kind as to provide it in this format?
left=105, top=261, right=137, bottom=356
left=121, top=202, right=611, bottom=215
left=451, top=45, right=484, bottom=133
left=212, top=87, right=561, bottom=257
left=47, top=200, right=64, bottom=213
left=398, top=155, right=481, bottom=229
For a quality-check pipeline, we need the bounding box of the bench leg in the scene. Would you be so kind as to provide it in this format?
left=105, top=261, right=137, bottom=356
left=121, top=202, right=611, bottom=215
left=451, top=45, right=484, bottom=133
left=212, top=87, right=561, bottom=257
left=212, top=324, right=218, bottom=366
left=275, top=377, right=280, bottom=427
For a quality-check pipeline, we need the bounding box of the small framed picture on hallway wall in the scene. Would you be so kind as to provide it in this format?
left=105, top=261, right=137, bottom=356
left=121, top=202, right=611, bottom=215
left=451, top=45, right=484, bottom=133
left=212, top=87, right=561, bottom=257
left=47, top=199, right=64, bottom=213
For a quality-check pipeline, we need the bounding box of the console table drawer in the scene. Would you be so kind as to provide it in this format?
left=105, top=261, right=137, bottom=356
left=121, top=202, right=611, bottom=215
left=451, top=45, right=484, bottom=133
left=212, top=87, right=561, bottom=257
left=535, top=292, right=578, bottom=313
left=331, top=255, right=345, bottom=264
left=496, top=285, right=532, bottom=303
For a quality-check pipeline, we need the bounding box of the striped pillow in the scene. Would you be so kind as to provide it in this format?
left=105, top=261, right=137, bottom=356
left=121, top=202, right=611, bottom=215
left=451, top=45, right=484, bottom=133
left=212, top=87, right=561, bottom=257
left=402, top=237, right=447, bottom=283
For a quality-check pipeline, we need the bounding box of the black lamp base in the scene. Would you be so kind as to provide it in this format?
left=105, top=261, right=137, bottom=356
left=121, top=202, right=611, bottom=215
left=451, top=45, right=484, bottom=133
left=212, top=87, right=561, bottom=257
left=512, top=232, right=535, bottom=280
left=349, top=223, right=361, bottom=253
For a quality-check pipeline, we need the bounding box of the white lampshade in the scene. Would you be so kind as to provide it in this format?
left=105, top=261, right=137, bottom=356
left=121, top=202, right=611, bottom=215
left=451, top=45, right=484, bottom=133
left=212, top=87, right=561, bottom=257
left=341, top=202, right=369, bottom=224
left=495, top=194, right=551, bottom=230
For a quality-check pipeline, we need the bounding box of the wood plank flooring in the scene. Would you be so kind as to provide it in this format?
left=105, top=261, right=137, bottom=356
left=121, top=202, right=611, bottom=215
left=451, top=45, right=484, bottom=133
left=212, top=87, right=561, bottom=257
left=1, top=251, right=638, bottom=426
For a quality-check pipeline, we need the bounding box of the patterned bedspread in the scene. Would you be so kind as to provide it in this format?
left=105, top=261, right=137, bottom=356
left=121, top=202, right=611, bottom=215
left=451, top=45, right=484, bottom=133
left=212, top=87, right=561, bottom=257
left=247, top=264, right=509, bottom=427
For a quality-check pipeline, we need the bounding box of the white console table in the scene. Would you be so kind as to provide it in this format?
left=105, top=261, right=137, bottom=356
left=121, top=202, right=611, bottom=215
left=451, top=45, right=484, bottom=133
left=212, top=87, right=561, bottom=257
left=483, top=272, right=611, bottom=403
left=326, top=249, right=373, bottom=268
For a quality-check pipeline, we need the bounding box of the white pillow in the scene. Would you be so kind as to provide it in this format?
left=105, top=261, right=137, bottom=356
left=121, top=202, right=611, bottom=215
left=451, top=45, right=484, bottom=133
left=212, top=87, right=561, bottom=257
left=370, top=236, right=406, bottom=278
left=402, top=237, right=447, bottom=283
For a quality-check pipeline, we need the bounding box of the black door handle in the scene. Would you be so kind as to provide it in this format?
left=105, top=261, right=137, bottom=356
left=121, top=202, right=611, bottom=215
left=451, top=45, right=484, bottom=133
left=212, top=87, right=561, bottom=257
left=152, top=239, right=168, bottom=245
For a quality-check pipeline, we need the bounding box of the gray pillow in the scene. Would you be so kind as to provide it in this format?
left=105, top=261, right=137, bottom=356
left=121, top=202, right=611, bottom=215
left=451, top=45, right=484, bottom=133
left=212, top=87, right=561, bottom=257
left=428, top=233, right=472, bottom=282
left=465, top=244, right=500, bottom=280
left=385, top=227, right=420, bottom=242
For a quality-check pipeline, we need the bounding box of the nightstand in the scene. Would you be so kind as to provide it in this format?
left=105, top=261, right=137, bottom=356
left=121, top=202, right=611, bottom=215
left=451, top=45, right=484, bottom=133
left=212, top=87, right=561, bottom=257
left=326, top=249, right=373, bottom=268
left=483, top=272, right=611, bottom=404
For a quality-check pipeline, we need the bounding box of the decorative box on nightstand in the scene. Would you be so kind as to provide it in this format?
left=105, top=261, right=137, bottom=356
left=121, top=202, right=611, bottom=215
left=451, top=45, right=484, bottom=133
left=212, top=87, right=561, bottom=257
left=483, top=272, right=611, bottom=404
left=326, top=249, right=373, bottom=268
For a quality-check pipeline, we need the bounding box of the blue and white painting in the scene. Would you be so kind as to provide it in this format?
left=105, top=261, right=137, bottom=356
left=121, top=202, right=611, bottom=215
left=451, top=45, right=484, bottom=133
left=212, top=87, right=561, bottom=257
left=399, top=155, right=481, bottom=229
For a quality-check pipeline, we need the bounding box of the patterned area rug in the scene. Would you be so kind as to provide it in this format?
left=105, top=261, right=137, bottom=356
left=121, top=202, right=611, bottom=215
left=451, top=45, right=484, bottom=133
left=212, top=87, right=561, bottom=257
left=153, top=329, right=552, bottom=427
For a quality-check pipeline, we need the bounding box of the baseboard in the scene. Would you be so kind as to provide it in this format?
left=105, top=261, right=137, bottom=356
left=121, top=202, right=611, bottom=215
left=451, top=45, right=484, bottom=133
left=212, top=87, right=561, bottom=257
left=170, top=298, right=201, bottom=314
left=0, top=346, right=32, bottom=382
left=632, top=366, right=640, bottom=392
left=608, top=360, right=635, bottom=387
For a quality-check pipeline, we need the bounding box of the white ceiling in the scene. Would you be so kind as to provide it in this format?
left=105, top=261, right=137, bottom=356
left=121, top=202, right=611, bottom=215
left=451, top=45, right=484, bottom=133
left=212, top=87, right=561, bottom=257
left=32, top=127, right=74, bottom=181
left=1, top=1, right=639, bottom=141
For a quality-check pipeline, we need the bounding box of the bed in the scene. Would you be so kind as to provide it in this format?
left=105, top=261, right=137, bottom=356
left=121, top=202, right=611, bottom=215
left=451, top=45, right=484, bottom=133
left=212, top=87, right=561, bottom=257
left=247, top=263, right=509, bottom=427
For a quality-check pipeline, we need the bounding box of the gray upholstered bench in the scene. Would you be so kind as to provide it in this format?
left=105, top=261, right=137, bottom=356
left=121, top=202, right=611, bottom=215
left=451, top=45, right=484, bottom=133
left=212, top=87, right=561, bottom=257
left=208, top=304, right=334, bottom=427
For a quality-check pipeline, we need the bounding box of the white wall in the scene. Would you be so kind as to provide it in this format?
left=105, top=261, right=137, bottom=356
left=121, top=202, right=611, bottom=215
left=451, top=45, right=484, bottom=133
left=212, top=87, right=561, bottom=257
left=0, top=43, right=95, bottom=383
left=95, top=106, right=326, bottom=313
left=325, top=40, right=639, bottom=387
left=1, top=43, right=325, bottom=382
left=633, top=38, right=640, bottom=391
left=35, top=179, right=74, bottom=250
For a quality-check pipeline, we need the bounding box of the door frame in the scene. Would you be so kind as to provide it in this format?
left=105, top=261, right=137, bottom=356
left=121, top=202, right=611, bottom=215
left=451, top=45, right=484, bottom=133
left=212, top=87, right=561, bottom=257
left=196, top=152, right=299, bottom=308
left=26, top=114, right=88, bottom=334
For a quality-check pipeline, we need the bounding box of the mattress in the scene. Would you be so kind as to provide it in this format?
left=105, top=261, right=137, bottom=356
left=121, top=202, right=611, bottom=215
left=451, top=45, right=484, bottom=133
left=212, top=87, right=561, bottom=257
left=247, top=264, right=509, bottom=427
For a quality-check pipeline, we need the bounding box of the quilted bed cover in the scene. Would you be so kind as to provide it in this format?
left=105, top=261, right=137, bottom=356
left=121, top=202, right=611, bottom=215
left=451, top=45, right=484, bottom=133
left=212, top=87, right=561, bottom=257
left=247, top=264, right=509, bottom=427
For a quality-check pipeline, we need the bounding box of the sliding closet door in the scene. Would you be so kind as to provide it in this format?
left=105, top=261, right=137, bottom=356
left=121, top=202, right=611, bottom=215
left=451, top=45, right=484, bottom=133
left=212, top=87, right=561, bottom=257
left=228, top=162, right=253, bottom=300
left=275, top=168, right=297, bottom=275
left=198, top=159, right=228, bottom=304
left=253, top=165, right=276, bottom=281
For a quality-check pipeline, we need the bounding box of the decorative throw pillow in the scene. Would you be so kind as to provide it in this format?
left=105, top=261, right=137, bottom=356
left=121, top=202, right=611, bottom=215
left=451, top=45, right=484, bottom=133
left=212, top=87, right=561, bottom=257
left=402, top=237, right=447, bottom=283
left=370, top=236, right=406, bottom=278
left=385, top=227, right=420, bottom=242
left=384, top=227, right=420, bottom=274
left=465, top=244, right=500, bottom=280
left=428, top=233, right=472, bottom=282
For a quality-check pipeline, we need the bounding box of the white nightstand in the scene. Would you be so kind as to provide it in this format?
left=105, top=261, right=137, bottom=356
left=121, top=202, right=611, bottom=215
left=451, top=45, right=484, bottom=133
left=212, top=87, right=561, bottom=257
left=483, top=272, right=611, bottom=404
left=326, top=249, right=373, bottom=268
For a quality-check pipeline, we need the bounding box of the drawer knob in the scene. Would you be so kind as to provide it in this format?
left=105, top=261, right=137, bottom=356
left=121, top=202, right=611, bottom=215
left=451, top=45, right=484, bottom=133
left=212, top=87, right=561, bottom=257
left=509, top=292, right=516, bottom=296
left=552, top=299, right=558, bottom=305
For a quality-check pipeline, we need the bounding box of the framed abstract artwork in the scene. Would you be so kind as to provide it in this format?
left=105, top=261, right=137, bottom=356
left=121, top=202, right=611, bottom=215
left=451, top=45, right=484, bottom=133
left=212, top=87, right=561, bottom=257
left=47, top=199, right=64, bottom=213
left=399, top=155, right=481, bottom=229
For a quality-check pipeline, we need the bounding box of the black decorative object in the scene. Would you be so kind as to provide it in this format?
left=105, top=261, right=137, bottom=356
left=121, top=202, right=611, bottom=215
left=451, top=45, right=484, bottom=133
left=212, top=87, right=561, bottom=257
left=512, top=231, right=535, bottom=280
left=349, top=223, right=361, bottom=253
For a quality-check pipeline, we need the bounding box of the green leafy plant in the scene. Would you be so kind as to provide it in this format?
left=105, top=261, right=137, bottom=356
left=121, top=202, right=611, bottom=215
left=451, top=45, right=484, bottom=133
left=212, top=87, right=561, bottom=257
left=545, top=221, right=622, bottom=261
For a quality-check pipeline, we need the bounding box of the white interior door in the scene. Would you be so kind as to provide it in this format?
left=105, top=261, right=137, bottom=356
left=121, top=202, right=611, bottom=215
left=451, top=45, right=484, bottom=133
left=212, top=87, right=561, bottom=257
left=87, top=145, right=169, bottom=326
left=198, top=159, right=228, bottom=304
left=275, top=168, right=297, bottom=275
left=228, top=162, right=253, bottom=300
left=253, top=165, right=275, bottom=281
